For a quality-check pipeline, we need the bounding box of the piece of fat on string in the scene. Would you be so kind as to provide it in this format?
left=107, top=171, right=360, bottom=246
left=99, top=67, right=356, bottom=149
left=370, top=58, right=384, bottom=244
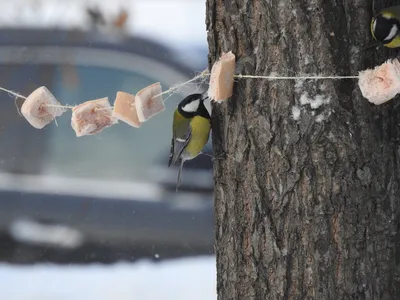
left=112, top=82, right=166, bottom=128
left=71, top=97, right=118, bottom=137
left=358, top=59, right=400, bottom=105
left=14, top=82, right=166, bottom=136
left=6, top=55, right=387, bottom=135
left=208, top=51, right=236, bottom=102
left=113, top=91, right=141, bottom=128
left=20, top=86, right=66, bottom=129
left=207, top=50, right=395, bottom=105
left=206, top=51, right=343, bottom=103
left=70, top=82, right=165, bottom=136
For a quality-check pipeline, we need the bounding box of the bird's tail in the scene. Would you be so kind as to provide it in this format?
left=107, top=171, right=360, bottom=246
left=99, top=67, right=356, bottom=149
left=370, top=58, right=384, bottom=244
left=176, top=159, right=185, bottom=192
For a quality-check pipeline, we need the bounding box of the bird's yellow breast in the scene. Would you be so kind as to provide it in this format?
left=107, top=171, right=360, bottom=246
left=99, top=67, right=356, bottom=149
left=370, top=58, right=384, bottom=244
left=185, top=116, right=211, bottom=158
left=173, top=110, right=190, bottom=137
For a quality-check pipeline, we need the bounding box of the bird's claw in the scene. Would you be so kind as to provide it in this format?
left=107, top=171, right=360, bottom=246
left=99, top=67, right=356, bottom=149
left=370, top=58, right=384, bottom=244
left=199, top=151, right=227, bottom=162
left=199, top=151, right=213, bottom=158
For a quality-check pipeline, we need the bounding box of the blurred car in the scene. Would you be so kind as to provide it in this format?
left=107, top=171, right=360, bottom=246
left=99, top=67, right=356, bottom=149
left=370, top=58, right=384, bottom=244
left=0, top=28, right=214, bottom=264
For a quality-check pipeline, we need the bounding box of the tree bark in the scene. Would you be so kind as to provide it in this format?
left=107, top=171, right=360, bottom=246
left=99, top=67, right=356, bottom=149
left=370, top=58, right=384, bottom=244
left=206, top=0, right=400, bottom=299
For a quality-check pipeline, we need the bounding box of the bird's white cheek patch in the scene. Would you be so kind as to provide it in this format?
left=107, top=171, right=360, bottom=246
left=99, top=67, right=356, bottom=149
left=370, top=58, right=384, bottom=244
left=183, top=100, right=200, bottom=112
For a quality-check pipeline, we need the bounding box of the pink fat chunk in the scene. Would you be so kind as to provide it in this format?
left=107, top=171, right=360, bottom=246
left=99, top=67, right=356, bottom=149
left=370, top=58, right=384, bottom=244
left=208, top=51, right=236, bottom=102
left=71, top=97, right=118, bottom=137
left=135, top=82, right=166, bottom=122
left=21, top=86, right=65, bottom=129
left=358, top=59, right=400, bottom=105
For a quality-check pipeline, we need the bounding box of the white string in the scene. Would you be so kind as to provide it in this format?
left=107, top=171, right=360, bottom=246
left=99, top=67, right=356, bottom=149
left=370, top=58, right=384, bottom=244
left=234, top=74, right=359, bottom=80
left=153, top=72, right=359, bottom=101
left=0, top=87, right=74, bottom=111
left=0, top=71, right=360, bottom=112
left=45, top=104, right=75, bottom=109
left=153, top=69, right=209, bottom=100
left=0, top=87, right=27, bottom=100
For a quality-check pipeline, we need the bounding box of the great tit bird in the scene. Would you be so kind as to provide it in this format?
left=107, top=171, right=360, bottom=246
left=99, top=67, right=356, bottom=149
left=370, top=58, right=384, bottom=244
left=168, top=92, right=211, bottom=191
left=371, top=5, right=400, bottom=48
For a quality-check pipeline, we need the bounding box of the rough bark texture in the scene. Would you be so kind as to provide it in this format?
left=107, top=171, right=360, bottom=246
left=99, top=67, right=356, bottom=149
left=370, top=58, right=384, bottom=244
left=206, top=0, right=400, bottom=299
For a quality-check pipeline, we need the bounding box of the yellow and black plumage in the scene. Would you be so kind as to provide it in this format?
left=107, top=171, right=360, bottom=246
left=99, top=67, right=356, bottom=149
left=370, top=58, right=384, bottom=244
left=168, top=92, right=211, bottom=191
left=371, top=5, right=400, bottom=48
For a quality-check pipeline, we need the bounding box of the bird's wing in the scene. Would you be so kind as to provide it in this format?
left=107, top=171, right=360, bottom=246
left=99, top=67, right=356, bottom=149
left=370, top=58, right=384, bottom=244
left=168, top=125, right=192, bottom=167
left=168, top=136, right=175, bottom=167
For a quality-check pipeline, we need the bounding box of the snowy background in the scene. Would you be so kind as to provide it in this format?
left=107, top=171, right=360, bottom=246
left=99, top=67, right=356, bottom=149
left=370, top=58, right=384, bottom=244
left=0, top=257, right=217, bottom=300
left=0, top=0, right=207, bottom=45
left=0, top=0, right=208, bottom=68
left=0, top=0, right=215, bottom=299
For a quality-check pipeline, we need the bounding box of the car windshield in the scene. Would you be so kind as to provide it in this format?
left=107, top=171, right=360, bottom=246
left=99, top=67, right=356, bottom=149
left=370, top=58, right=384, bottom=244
left=46, top=65, right=180, bottom=182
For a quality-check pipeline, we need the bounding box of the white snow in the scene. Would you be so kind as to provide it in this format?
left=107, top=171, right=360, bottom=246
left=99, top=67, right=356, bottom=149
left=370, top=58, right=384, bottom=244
left=299, top=93, right=312, bottom=106
left=269, top=71, right=279, bottom=77
left=315, top=114, right=325, bottom=122
left=294, top=79, right=305, bottom=93
left=310, top=95, right=331, bottom=109
left=310, top=95, right=325, bottom=109
left=350, top=46, right=359, bottom=64
left=0, top=256, right=217, bottom=300
left=291, top=106, right=301, bottom=120
left=9, top=218, right=84, bottom=249
left=296, top=87, right=332, bottom=122
left=299, top=93, right=330, bottom=109
left=0, top=172, right=163, bottom=202
left=304, top=56, right=313, bottom=65
left=315, top=111, right=331, bottom=123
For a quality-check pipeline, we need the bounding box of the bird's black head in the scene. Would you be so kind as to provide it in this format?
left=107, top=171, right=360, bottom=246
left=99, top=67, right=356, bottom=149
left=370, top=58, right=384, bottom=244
left=371, top=13, right=400, bottom=44
left=178, top=93, right=211, bottom=120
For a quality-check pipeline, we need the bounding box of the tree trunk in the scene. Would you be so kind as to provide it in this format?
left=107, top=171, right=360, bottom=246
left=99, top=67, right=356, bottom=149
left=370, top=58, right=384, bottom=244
left=206, top=0, right=400, bottom=299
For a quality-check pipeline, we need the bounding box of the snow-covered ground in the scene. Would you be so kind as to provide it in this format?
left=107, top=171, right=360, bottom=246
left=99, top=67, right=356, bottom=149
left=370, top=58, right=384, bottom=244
left=0, top=256, right=217, bottom=300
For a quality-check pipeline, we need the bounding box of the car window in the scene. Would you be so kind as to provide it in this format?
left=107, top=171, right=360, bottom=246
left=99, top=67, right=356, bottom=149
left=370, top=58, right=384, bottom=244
left=0, top=64, right=58, bottom=175
left=42, top=64, right=186, bottom=183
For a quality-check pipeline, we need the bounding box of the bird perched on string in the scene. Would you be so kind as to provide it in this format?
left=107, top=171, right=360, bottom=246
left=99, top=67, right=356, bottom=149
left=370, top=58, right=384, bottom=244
left=168, top=92, right=211, bottom=191
left=371, top=5, right=400, bottom=48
